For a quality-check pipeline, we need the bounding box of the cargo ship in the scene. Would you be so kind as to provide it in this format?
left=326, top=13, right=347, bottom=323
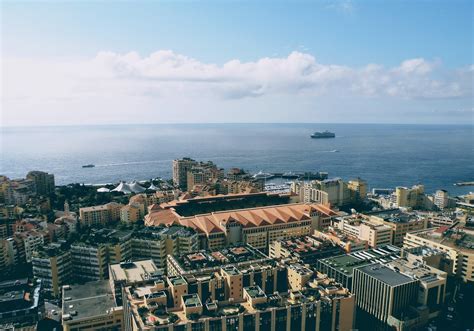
left=311, top=131, right=335, bottom=138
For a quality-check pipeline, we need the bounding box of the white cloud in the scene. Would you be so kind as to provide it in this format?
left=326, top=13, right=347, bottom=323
left=1, top=50, right=472, bottom=116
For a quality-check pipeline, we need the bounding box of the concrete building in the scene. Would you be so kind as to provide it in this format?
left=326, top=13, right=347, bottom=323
left=172, top=157, right=198, bottom=190
left=79, top=202, right=123, bottom=226
left=32, top=243, right=72, bottom=297
left=353, top=260, right=447, bottom=331
left=26, top=170, right=55, bottom=196
left=61, top=280, right=123, bottom=331
left=404, top=224, right=474, bottom=282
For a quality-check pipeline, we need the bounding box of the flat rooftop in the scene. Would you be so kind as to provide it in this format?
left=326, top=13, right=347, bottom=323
left=357, top=263, right=416, bottom=286
left=318, top=245, right=401, bottom=276
left=109, top=260, right=159, bottom=284
left=62, top=280, right=117, bottom=321
left=366, top=209, right=419, bottom=223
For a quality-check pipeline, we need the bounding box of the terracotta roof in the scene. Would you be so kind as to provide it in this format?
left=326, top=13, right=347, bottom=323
left=144, top=202, right=337, bottom=235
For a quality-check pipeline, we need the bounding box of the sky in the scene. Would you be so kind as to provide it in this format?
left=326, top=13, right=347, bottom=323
left=1, top=0, right=473, bottom=126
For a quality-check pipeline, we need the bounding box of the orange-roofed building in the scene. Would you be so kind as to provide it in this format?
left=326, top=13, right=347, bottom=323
left=145, top=200, right=338, bottom=250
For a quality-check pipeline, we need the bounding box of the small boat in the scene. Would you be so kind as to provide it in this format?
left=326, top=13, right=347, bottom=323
left=329, top=150, right=339, bottom=153
left=82, top=164, right=95, bottom=168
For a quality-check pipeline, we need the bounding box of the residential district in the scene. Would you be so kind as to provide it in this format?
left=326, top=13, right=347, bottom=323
left=0, top=159, right=473, bottom=331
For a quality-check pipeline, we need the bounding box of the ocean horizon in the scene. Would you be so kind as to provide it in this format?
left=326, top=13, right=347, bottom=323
left=1, top=123, right=473, bottom=195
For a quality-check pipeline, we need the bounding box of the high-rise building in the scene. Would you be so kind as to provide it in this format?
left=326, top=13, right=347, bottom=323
left=26, top=170, right=55, bottom=196
left=172, top=157, right=198, bottom=190
left=434, top=189, right=449, bottom=209
left=347, top=178, right=368, bottom=201
left=395, top=185, right=426, bottom=209
left=292, top=178, right=352, bottom=207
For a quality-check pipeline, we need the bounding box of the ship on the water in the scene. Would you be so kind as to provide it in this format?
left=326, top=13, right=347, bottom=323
left=311, top=131, right=335, bottom=138
left=82, top=164, right=95, bottom=168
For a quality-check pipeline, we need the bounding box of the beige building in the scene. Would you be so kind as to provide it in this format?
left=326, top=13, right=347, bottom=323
left=365, top=209, right=428, bottom=246
left=79, top=202, right=123, bottom=226
left=404, top=225, right=474, bottom=282
left=347, top=178, right=368, bottom=201
left=120, top=203, right=144, bottom=223
left=395, top=185, right=425, bottom=209
left=332, top=215, right=392, bottom=248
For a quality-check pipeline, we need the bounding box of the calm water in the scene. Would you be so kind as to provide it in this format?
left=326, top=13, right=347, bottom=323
left=1, top=124, right=473, bottom=195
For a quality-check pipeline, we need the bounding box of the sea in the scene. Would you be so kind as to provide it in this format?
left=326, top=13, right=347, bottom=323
left=1, top=123, right=473, bottom=196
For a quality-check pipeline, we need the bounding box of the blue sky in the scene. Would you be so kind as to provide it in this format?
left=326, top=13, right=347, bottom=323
left=1, top=0, right=473, bottom=125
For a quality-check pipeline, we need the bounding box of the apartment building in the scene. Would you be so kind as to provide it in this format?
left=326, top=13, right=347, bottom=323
left=395, top=185, right=426, bottom=209
left=32, top=243, right=72, bottom=297
left=123, top=246, right=355, bottom=331
left=26, top=170, right=55, bottom=196
left=79, top=202, right=123, bottom=226
left=269, top=235, right=343, bottom=264
left=332, top=215, right=392, bottom=247
left=404, top=224, right=474, bottom=282
left=292, top=178, right=352, bottom=207
left=120, top=203, right=144, bottom=223
left=365, top=209, right=428, bottom=245
left=172, top=157, right=198, bottom=190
